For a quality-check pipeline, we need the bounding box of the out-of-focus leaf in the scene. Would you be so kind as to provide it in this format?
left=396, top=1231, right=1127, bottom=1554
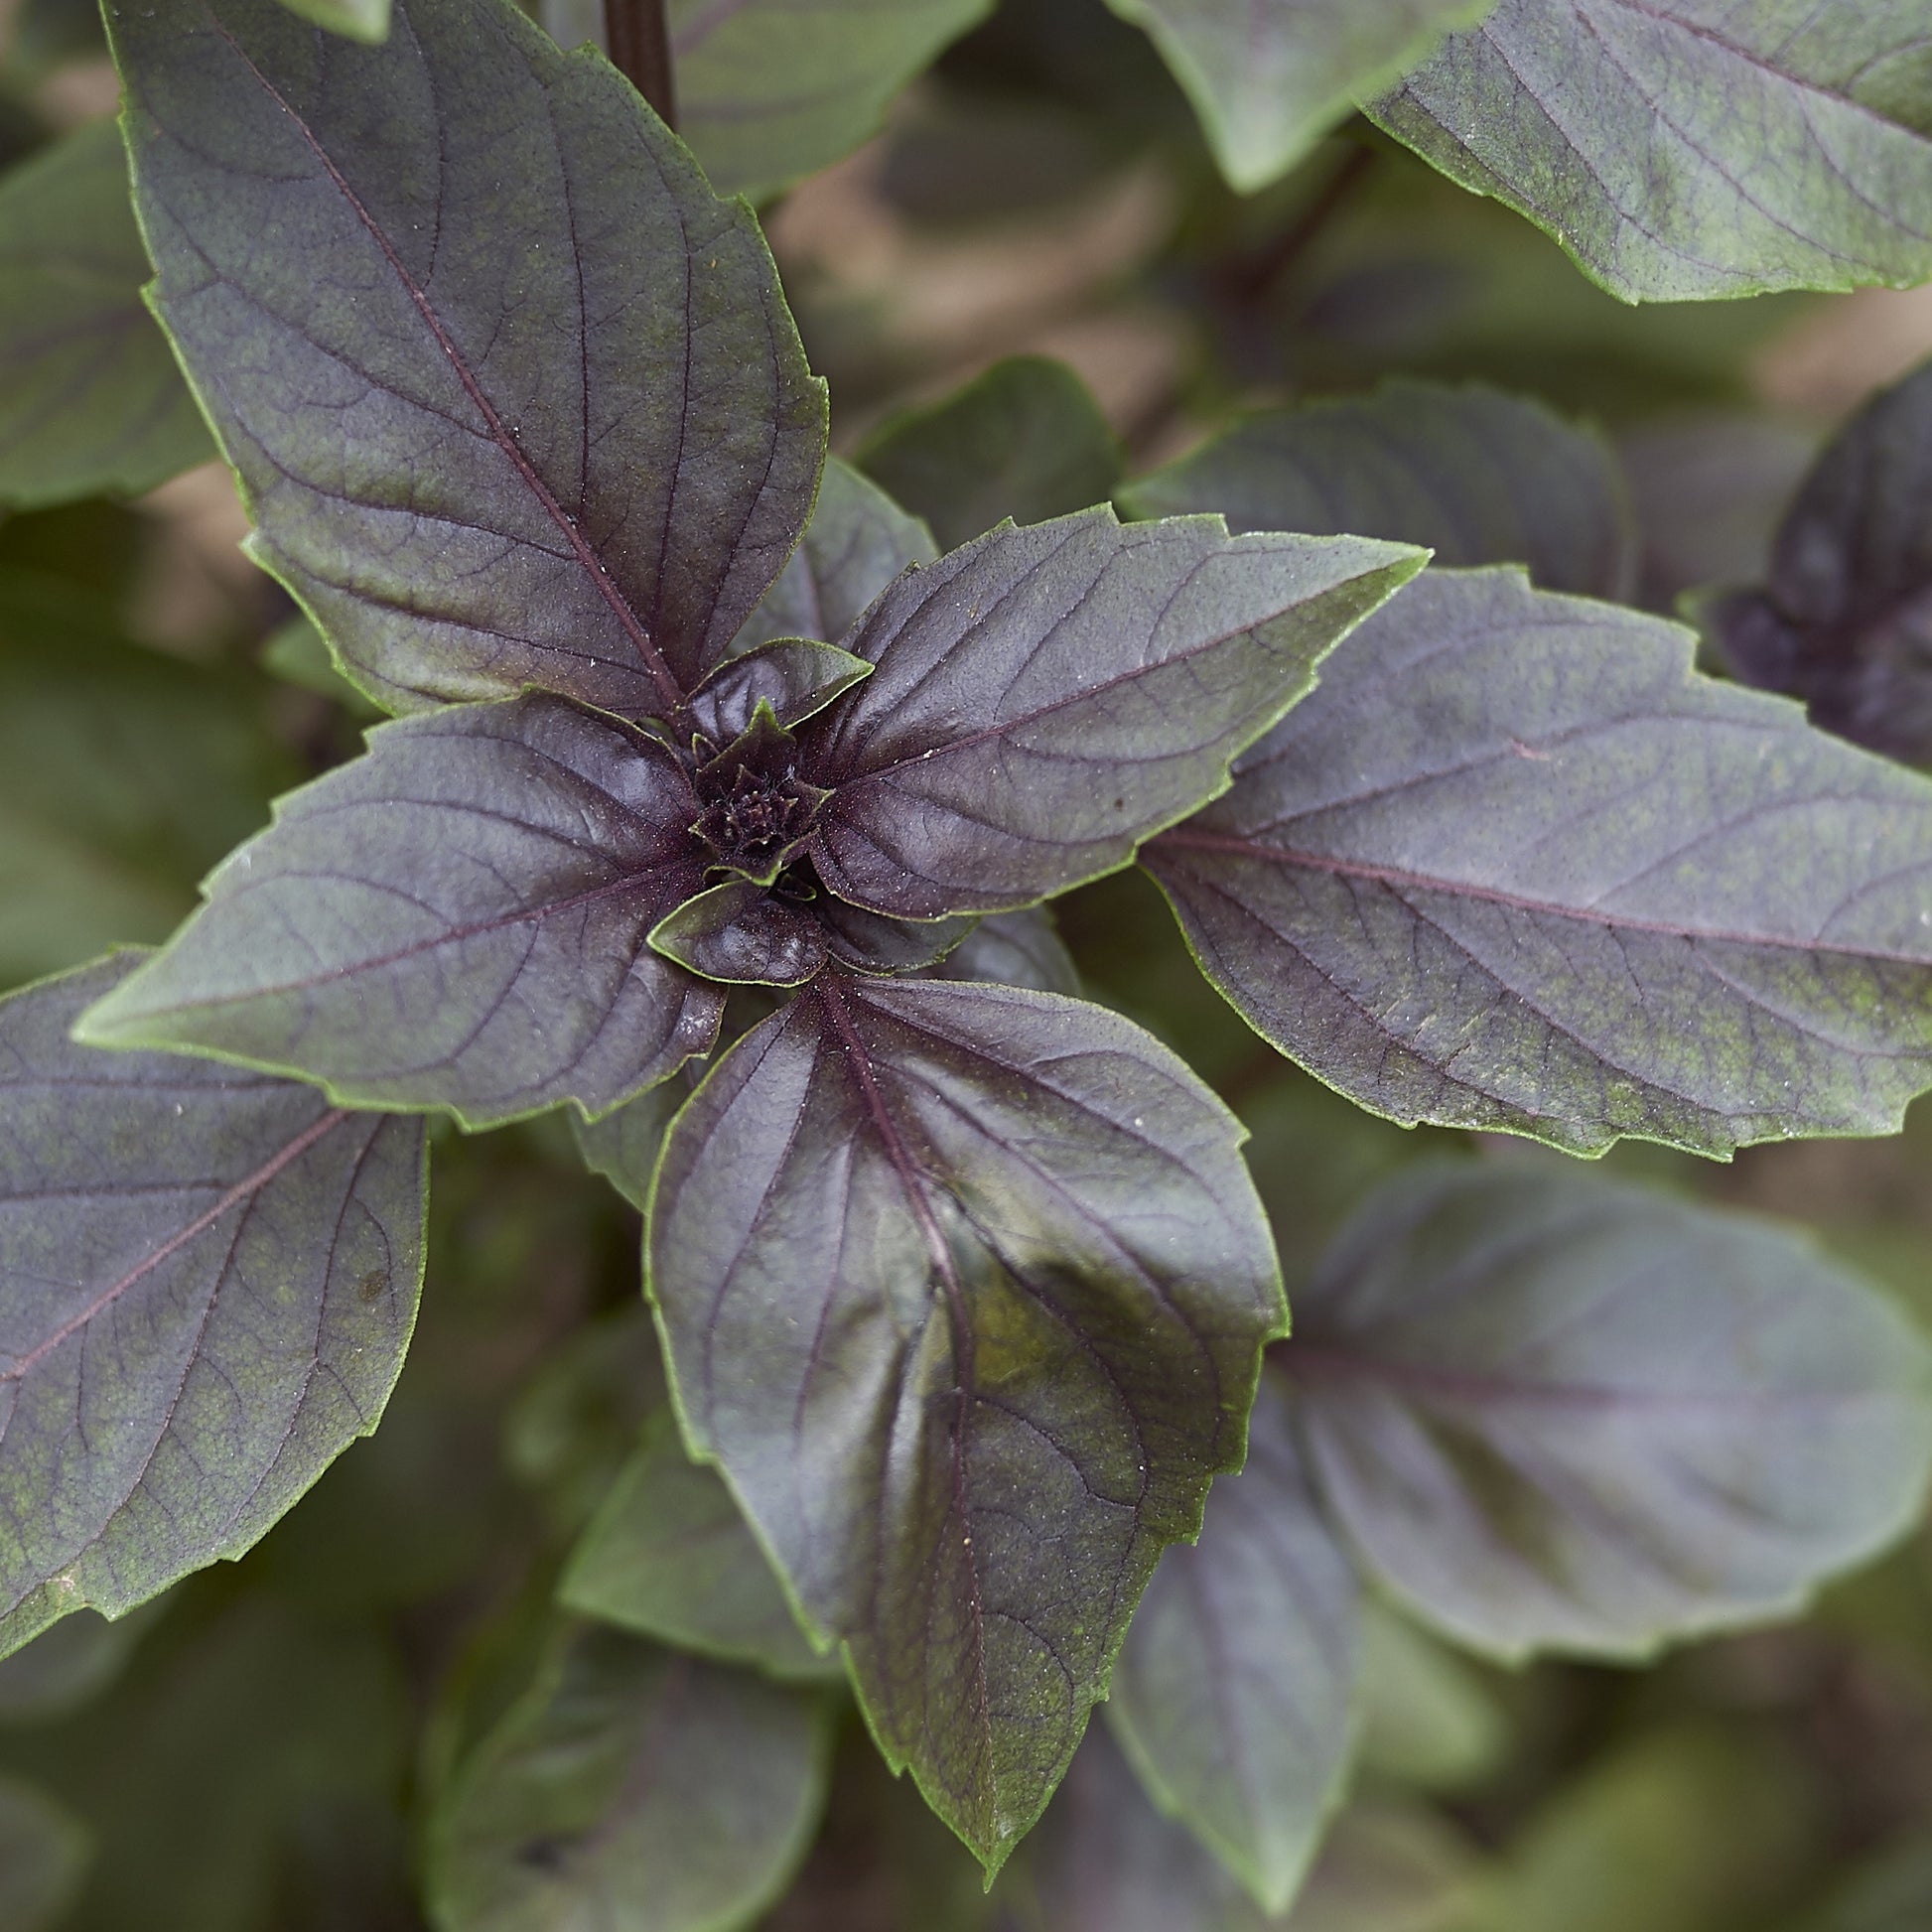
left=732, top=458, right=937, bottom=658
left=275, top=0, right=390, bottom=43
left=935, top=908, right=1082, bottom=996
left=0, top=118, right=209, bottom=507
left=1287, top=1161, right=1932, bottom=1660
left=1102, top=0, right=1495, bottom=191
left=1144, top=568, right=1932, bottom=1156
left=78, top=697, right=724, bottom=1126
left=1121, top=380, right=1636, bottom=600
left=8, top=0, right=107, bottom=71
left=0, top=571, right=291, bottom=990
left=561, top=1410, right=836, bottom=1682
left=1789, top=1838, right=1932, bottom=1932
left=647, top=975, right=1284, bottom=1870
left=1704, top=357, right=1932, bottom=765
left=259, top=615, right=384, bottom=720
left=671, top=0, right=995, bottom=201
left=1109, top=1373, right=1362, bottom=1914
left=806, top=507, right=1424, bottom=918
left=0, top=1775, right=89, bottom=1930
left=0, top=956, right=429, bottom=1658
left=0, top=1604, right=159, bottom=1725
left=426, top=1628, right=830, bottom=1932
left=109, top=0, right=825, bottom=718
left=1371, top=1, right=1932, bottom=302
left=858, top=358, right=1123, bottom=553
left=571, top=1084, right=685, bottom=1215
left=1353, top=1606, right=1506, bottom=1793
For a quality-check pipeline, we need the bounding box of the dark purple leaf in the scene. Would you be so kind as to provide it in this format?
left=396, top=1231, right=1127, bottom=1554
left=1704, top=356, right=1932, bottom=765
left=1144, top=568, right=1932, bottom=1156
left=1108, top=1372, right=1362, bottom=1915
left=933, top=908, right=1081, bottom=996
left=685, top=638, right=875, bottom=746
left=804, top=507, right=1425, bottom=918
left=645, top=973, right=1283, bottom=1869
left=0, top=955, right=427, bottom=1656
left=109, top=0, right=825, bottom=718
left=649, top=882, right=831, bottom=989
left=1288, top=1160, right=1932, bottom=1658
left=77, top=697, right=722, bottom=1126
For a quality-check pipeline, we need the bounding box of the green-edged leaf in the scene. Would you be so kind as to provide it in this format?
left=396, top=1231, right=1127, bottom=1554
left=0, top=1776, right=89, bottom=1931
left=1108, top=1372, right=1362, bottom=1915
left=934, top=907, right=1082, bottom=996
left=77, top=697, right=723, bottom=1126
left=0, top=955, right=428, bottom=1656
left=275, top=0, right=389, bottom=43
left=259, top=615, right=384, bottom=720
left=0, top=571, right=292, bottom=991
left=1369, top=0, right=1932, bottom=302
left=561, top=1411, right=836, bottom=1682
left=571, top=1085, right=687, bottom=1214
left=1287, top=1160, right=1932, bottom=1660
left=108, top=0, right=825, bottom=718
left=671, top=0, right=995, bottom=201
left=1101, top=0, right=1496, bottom=192
left=647, top=974, right=1284, bottom=1869
left=426, top=1628, right=830, bottom=1932
left=857, top=357, right=1123, bottom=553
left=1121, top=380, right=1636, bottom=601
left=805, top=507, right=1425, bottom=919
left=1704, top=356, right=1932, bottom=766
left=0, top=118, right=209, bottom=507
left=731, top=456, right=938, bottom=657
left=1143, top=567, right=1932, bottom=1156
left=686, top=638, right=875, bottom=744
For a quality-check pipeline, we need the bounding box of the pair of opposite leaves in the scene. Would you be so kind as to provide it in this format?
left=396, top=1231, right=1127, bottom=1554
left=17, top=0, right=1932, bottom=1878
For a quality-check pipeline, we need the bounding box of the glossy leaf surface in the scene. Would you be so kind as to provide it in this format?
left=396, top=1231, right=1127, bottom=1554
left=1372, top=0, right=1932, bottom=301
left=0, top=956, right=428, bottom=1656
left=79, top=696, right=722, bottom=1126
left=1144, top=568, right=1932, bottom=1155
left=858, top=356, right=1122, bottom=554
left=647, top=974, right=1283, bottom=1868
left=1108, top=1373, right=1362, bottom=1914
left=805, top=507, right=1425, bottom=918
left=1705, top=356, right=1932, bottom=766
left=561, top=1410, right=833, bottom=1682
left=673, top=0, right=994, bottom=200
left=109, top=0, right=825, bottom=717
left=1289, top=1161, right=1932, bottom=1659
left=1122, top=380, right=1636, bottom=600
left=1103, top=0, right=1495, bottom=191
left=427, top=1628, right=829, bottom=1932
left=0, top=119, right=208, bottom=507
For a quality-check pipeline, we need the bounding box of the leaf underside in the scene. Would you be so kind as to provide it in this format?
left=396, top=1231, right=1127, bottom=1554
left=1144, top=567, right=1932, bottom=1157
left=645, top=974, right=1284, bottom=1870
left=1289, top=1160, right=1932, bottom=1659
left=0, top=956, right=427, bottom=1658
left=1371, top=0, right=1932, bottom=302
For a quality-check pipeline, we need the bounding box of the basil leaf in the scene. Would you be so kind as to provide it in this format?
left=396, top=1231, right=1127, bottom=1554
left=1108, top=1372, right=1362, bottom=1915
left=858, top=356, right=1122, bottom=553
left=1103, top=0, right=1496, bottom=191
left=109, top=0, right=825, bottom=717
left=0, top=119, right=208, bottom=508
left=646, top=974, right=1284, bottom=1869
left=1121, top=380, right=1637, bottom=601
left=1371, top=0, right=1932, bottom=301
left=561, top=1410, right=837, bottom=1683
left=1144, top=567, right=1932, bottom=1156
left=1289, top=1160, right=1932, bottom=1659
left=806, top=507, right=1425, bottom=919
left=426, top=1628, right=830, bottom=1932
left=0, top=955, right=428, bottom=1657
left=79, top=697, right=722, bottom=1127
left=934, top=908, right=1081, bottom=996
left=1704, top=355, right=1932, bottom=766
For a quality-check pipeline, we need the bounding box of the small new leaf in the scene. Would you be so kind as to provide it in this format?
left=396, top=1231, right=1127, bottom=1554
left=1371, top=0, right=1932, bottom=302
left=0, top=956, right=427, bottom=1657
left=1145, top=568, right=1932, bottom=1156
left=78, top=697, right=723, bottom=1127
left=805, top=507, right=1426, bottom=918
left=1108, top=1372, right=1363, bottom=1916
left=646, top=974, right=1284, bottom=1870
left=109, top=0, right=825, bottom=717
left=1289, top=1161, right=1932, bottom=1659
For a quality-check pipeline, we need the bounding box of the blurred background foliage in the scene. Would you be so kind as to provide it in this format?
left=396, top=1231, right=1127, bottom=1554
left=1, top=0, right=1930, bottom=1924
